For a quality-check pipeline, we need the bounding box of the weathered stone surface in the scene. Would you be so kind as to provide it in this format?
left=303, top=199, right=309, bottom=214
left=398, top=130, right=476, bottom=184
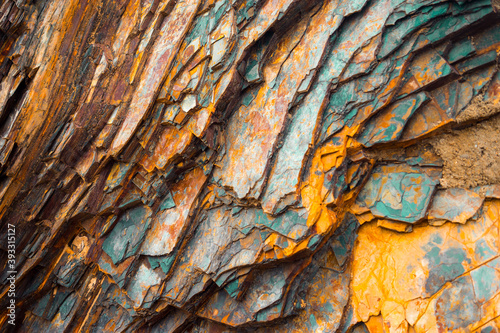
left=0, top=0, right=499, bottom=332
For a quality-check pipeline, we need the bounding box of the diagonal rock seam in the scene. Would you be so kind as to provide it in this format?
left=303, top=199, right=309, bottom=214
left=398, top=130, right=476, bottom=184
left=0, top=0, right=499, bottom=331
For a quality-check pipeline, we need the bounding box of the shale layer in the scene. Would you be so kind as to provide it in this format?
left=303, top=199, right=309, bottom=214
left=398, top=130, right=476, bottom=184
left=0, top=0, right=500, bottom=332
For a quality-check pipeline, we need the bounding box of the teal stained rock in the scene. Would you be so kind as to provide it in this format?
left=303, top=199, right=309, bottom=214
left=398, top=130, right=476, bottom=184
left=358, top=92, right=429, bottom=147
left=378, top=3, right=449, bottom=59
left=446, top=37, right=476, bottom=63
left=428, top=188, right=484, bottom=224
left=356, top=164, right=441, bottom=223
left=455, top=50, right=498, bottom=74
left=435, top=276, right=481, bottom=330
left=102, top=205, right=151, bottom=265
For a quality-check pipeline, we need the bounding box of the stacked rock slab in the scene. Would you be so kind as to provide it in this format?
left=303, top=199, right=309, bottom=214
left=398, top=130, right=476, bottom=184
left=0, top=0, right=499, bottom=332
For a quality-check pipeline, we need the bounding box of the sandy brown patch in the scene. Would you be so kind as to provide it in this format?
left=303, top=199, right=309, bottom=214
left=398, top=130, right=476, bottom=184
left=493, top=0, right=500, bottom=12
left=429, top=113, right=500, bottom=188
left=456, top=95, right=500, bottom=124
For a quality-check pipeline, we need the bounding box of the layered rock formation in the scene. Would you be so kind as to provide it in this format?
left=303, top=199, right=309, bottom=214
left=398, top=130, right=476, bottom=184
left=0, top=0, right=500, bottom=331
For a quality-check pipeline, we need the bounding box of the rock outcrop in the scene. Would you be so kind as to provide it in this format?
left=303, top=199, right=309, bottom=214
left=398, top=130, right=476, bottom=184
left=0, top=0, right=499, bottom=332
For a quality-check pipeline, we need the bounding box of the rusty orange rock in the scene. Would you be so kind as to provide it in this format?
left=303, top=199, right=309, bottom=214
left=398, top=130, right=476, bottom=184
left=0, top=0, right=499, bottom=332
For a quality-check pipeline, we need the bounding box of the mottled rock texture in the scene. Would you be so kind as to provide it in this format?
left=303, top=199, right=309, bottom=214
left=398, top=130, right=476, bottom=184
left=0, top=0, right=500, bottom=332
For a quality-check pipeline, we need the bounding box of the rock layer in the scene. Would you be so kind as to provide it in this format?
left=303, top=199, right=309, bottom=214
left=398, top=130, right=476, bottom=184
left=0, top=0, right=499, bottom=332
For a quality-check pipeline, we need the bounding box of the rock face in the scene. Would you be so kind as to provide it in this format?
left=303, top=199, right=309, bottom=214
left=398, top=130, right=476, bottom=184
left=0, top=0, right=500, bottom=331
